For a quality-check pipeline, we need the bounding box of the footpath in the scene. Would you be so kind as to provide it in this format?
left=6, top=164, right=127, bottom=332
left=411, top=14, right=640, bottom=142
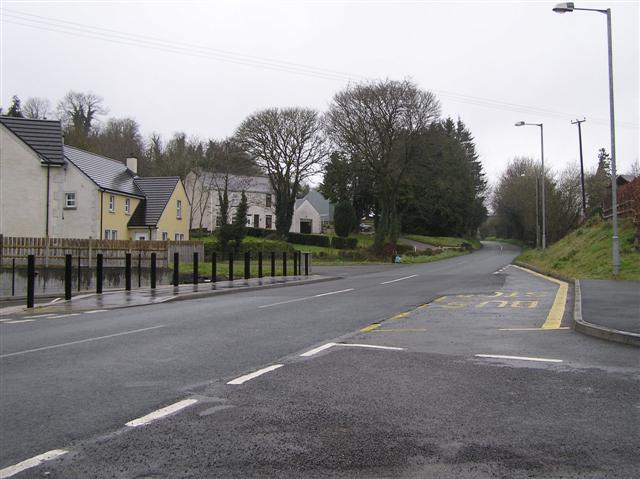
left=575, top=278, right=640, bottom=347
left=0, top=275, right=335, bottom=318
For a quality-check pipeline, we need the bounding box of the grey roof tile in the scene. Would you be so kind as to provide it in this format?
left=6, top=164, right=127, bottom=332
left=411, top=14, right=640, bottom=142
left=0, top=117, right=65, bottom=165
left=128, top=177, right=181, bottom=227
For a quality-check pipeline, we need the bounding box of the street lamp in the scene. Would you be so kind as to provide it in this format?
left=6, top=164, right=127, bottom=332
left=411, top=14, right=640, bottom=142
left=553, top=2, right=620, bottom=274
left=515, top=121, right=546, bottom=249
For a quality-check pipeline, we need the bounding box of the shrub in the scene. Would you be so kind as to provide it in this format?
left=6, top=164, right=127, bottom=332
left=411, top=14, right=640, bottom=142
left=331, top=236, right=358, bottom=249
left=286, top=232, right=331, bottom=247
left=246, top=227, right=272, bottom=238
left=334, top=200, right=357, bottom=237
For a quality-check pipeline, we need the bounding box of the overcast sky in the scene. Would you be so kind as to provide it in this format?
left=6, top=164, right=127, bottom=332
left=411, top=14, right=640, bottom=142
left=1, top=0, right=638, bottom=187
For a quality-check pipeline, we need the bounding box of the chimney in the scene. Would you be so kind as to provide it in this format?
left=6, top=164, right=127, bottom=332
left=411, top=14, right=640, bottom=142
left=126, top=156, right=138, bottom=175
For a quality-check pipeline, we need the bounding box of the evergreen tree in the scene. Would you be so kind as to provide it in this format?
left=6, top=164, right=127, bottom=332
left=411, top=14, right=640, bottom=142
left=6, top=95, right=24, bottom=117
left=585, top=148, right=612, bottom=216
left=334, top=200, right=357, bottom=237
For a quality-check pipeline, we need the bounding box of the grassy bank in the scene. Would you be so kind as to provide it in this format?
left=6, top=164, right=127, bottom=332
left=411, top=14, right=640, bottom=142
left=517, top=217, right=639, bottom=281
left=404, top=234, right=482, bottom=249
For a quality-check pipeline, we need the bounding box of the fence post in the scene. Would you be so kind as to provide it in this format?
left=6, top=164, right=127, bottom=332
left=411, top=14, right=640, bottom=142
left=96, top=254, right=103, bottom=294
left=293, top=251, right=298, bottom=277
left=125, top=253, right=132, bottom=291
left=282, top=252, right=287, bottom=277
left=150, top=253, right=156, bottom=289
left=193, top=252, right=199, bottom=285
left=244, top=252, right=250, bottom=280
left=27, top=254, right=35, bottom=308
left=65, top=254, right=72, bottom=300
left=304, top=253, right=309, bottom=276
left=173, top=252, right=179, bottom=286
left=271, top=252, right=275, bottom=277
left=258, top=252, right=263, bottom=278
left=138, top=253, right=142, bottom=288
left=229, top=252, right=234, bottom=282
left=211, top=252, right=217, bottom=284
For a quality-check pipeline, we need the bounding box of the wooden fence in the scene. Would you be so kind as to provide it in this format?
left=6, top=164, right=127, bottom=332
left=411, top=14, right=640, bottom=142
left=0, top=235, right=204, bottom=268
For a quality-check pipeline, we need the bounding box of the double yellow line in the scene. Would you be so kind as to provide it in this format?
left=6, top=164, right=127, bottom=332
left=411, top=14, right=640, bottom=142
left=511, top=265, right=568, bottom=329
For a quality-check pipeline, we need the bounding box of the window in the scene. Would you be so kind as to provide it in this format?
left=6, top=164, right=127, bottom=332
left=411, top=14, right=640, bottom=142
left=176, top=199, right=182, bottom=219
left=180, top=233, right=185, bottom=240
left=104, top=229, right=117, bottom=240
left=254, top=214, right=260, bottom=227
left=162, top=232, right=168, bottom=241
left=246, top=216, right=252, bottom=226
left=175, top=233, right=181, bottom=241
left=266, top=194, right=272, bottom=208
left=265, top=215, right=272, bottom=229
left=109, top=194, right=115, bottom=212
left=104, top=229, right=110, bottom=240
left=124, top=198, right=130, bottom=215
left=64, top=192, right=76, bottom=209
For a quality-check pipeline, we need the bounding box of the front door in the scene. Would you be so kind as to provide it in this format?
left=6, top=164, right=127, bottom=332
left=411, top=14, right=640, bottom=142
left=300, top=220, right=312, bottom=234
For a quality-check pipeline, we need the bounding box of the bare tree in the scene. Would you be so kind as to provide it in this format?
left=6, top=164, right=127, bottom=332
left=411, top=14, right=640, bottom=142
left=236, top=108, right=326, bottom=235
left=57, top=91, right=107, bottom=146
left=23, top=97, right=52, bottom=120
left=325, top=79, right=440, bottom=250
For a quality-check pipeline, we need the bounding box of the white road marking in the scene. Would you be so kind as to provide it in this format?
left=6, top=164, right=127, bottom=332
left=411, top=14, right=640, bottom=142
left=126, top=399, right=198, bottom=427
left=300, top=342, right=337, bottom=357
left=50, top=298, right=62, bottom=304
left=337, top=343, right=406, bottom=351
left=0, top=449, right=67, bottom=479
left=152, top=295, right=176, bottom=303
left=259, top=288, right=354, bottom=309
left=380, top=274, right=418, bottom=285
left=4, top=320, right=36, bottom=324
left=48, top=313, right=81, bottom=319
left=0, top=325, right=166, bottom=359
left=24, top=314, right=56, bottom=319
left=475, top=354, right=563, bottom=363
left=227, top=364, right=284, bottom=385
left=0, top=319, right=15, bottom=323
left=84, top=309, right=109, bottom=314
left=71, top=293, right=95, bottom=300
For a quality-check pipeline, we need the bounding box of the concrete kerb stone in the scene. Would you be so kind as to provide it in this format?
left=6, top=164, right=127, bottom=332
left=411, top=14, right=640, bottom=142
left=0, top=275, right=341, bottom=315
left=514, top=260, right=639, bottom=347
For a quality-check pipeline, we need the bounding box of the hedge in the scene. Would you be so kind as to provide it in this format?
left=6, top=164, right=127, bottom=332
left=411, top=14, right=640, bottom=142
left=286, top=232, right=331, bottom=247
left=246, top=227, right=272, bottom=238
left=331, top=236, right=358, bottom=249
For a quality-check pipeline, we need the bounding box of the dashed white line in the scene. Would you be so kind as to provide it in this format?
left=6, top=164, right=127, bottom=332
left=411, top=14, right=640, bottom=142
left=475, top=354, right=563, bottom=363
left=48, top=313, right=81, bottom=319
left=380, top=274, right=418, bottom=285
left=126, top=399, right=198, bottom=427
left=0, top=449, right=68, bottom=479
left=227, top=364, right=284, bottom=385
left=259, top=288, right=354, bottom=309
left=337, top=343, right=406, bottom=351
left=314, top=288, right=354, bottom=297
left=24, top=314, right=56, bottom=319
left=84, top=309, right=109, bottom=314
left=4, top=319, right=36, bottom=324
left=300, top=342, right=337, bottom=357
left=0, top=325, right=166, bottom=359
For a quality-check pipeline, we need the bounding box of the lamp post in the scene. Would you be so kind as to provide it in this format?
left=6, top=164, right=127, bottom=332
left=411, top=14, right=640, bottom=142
left=571, top=118, right=587, bottom=218
left=553, top=2, right=620, bottom=274
left=515, top=121, right=546, bottom=249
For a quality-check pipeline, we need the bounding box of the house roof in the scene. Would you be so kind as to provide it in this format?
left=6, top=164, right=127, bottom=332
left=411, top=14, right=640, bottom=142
left=64, top=145, right=144, bottom=197
left=0, top=116, right=65, bottom=165
left=301, top=189, right=334, bottom=220
left=128, top=177, right=181, bottom=227
left=202, top=173, right=273, bottom=194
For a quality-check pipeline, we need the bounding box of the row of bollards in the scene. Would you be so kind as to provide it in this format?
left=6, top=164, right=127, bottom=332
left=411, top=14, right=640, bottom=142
left=24, top=251, right=310, bottom=307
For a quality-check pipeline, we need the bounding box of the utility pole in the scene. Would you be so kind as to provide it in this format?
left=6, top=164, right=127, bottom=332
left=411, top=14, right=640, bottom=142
left=571, top=118, right=587, bottom=218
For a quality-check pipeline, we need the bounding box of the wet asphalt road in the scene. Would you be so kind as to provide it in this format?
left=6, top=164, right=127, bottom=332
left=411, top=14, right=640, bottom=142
left=1, top=242, right=638, bottom=478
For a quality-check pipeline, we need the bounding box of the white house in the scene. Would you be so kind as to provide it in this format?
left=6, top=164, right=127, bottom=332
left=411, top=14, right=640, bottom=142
left=291, top=198, right=322, bottom=234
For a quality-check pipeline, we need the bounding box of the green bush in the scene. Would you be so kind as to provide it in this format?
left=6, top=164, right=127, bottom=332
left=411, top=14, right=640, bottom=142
left=286, top=232, right=331, bottom=247
left=331, top=236, right=358, bottom=249
left=334, top=200, right=357, bottom=237
left=246, top=227, right=272, bottom=238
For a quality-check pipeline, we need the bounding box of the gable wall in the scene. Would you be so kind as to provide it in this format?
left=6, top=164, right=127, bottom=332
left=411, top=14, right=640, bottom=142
left=155, top=181, right=190, bottom=240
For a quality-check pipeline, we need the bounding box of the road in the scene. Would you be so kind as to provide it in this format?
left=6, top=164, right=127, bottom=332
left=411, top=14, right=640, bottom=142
left=1, top=242, right=638, bottom=478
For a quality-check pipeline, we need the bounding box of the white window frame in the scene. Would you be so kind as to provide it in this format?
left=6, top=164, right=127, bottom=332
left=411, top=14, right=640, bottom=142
left=176, top=199, right=182, bottom=219
left=266, top=193, right=272, bottom=208
left=162, top=232, right=168, bottom=241
left=104, top=229, right=118, bottom=240
left=175, top=233, right=181, bottom=241
left=64, top=192, right=77, bottom=209
left=124, top=198, right=130, bottom=215
left=109, top=194, right=116, bottom=212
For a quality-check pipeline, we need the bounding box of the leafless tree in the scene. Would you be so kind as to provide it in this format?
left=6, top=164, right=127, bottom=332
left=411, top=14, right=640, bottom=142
left=325, top=79, right=440, bottom=249
left=23, top=97, right=52, bottom=120
left=57, top=91, right=107, bottom=145
left=236, top=108, right=326, bottom=234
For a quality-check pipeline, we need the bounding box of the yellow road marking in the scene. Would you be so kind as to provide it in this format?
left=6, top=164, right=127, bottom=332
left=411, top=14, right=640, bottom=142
left=360, top=323, right=381, bottom=332
left=391, top=312, right=409, bottom=320
left=371, top=328, right=428, bottom=332
left=499, top=327, right=570, bottom=331
left=511, top=265, right=568, bottom=329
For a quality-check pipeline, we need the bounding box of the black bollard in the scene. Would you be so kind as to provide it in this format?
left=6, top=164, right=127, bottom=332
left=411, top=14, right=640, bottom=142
left=229, top=252, right=234, bottom=282
left=65, top=254, right=72, bottom=300
left=173, top=252, right=179, bottom=286
left=125, top=253, right=132, bottom=291
left=12, top=258, right=16, bottom=296
left=77, top=252, right=81, bottom=292
left=96, top=254, right=103, bottom=293
left=271, top=252, right=275, bottom=277
left=150, top=253, right=156, bottom=289
left=293, top=251, right=298, bottom=277
left=193, top=252, right=199, bottom=285
left=138, top=253, right=142, bottom=288
left=304, top=252, right=309, bottom=276
left=244, top=252, right=250, bottom=280
left=211, top=252, right=217, bottom=283
left=258, top=252, right=263, bottom=278
left=282, top=252, right=287, bottom=277
left=27, top=254, right=35, bottom=308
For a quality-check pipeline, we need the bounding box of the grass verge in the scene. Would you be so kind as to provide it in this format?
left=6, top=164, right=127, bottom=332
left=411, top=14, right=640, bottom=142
left=404, top=234, right=481, bottom=249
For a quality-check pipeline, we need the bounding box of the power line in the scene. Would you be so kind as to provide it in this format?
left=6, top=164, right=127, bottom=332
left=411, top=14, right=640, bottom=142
left=1, top=8, right=638, bottom=128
